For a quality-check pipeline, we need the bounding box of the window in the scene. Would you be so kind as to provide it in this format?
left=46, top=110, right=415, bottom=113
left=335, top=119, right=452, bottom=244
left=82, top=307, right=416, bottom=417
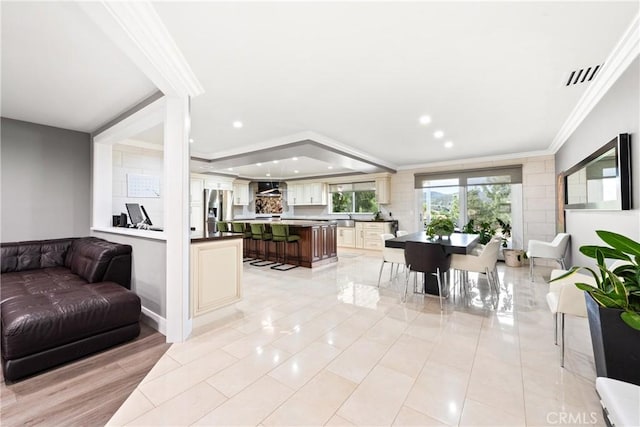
left=329, top=182, right=378, bottom=213
left=415, top=166, right=522, bottom=243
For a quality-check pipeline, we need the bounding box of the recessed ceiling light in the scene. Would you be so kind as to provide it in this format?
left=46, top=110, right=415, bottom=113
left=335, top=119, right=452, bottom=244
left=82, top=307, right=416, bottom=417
left=233, top=121, right=243, bottom=128
left=189, top=138, right=194, bottom=143
left=294, top=170, right=299, bottom=174
left=419, top=115, right=432, bottom=125
left=292, top=157, right=298, bottom=161
left=227, top=167, right=234, bottom=171
left=434, top=130, right=444, bottom=139
left=273, top=160, right=279, bottom=164
left=327, top=166, right=333, bottom=170
left=266, top=173, right=271, bottom=177
left=444, top=141, right=454, bottom=148
left=256, top=163, right=262, bottom=166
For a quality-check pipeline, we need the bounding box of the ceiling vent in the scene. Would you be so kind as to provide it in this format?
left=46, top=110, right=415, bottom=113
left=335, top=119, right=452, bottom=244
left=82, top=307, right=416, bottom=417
left=565, top=64, right=602, bottom=86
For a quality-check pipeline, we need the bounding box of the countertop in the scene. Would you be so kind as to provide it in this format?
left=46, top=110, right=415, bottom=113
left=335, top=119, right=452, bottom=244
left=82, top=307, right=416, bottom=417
left=190, top=231, right=244, bottom=243
left=239, top=219, right=337, bottom=227
left=233, top=217, right=396, bottom=223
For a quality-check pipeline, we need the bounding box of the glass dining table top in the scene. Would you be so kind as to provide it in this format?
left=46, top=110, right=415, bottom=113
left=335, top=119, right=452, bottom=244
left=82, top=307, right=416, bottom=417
left=384, top=231, right=480, bottom=254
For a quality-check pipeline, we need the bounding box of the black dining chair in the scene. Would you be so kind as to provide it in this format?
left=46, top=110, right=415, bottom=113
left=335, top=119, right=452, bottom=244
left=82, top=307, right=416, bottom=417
left=404, top=241, right=451, bottom=310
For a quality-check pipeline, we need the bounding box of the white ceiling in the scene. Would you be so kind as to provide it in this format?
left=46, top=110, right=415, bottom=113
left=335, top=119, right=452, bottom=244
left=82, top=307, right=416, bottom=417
left=154, top=1, right=638, bottom=167
left=0, top=2, right=157, bottom=132
left=1, top=1, right=638, bottom=178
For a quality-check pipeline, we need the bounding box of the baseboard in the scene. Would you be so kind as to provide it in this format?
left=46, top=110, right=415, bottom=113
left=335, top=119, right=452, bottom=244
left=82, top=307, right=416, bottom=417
left=141, top=306, right=167, bottom=336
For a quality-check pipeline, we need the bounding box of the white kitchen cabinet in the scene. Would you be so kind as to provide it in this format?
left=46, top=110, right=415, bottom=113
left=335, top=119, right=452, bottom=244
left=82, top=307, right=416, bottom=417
left=286, top=183, right=301, bottom=206
left=233, top=181, right=250, bottom=205
left=307, top=183, right=327, bottom=205
left=190, top=238, right=242, bottom=324
left=286, top=182, right=327, bottom=205
left=205, top=179, right=233, bottom=191
left=355, top=221, right=392, bottom=250
left=375, top=177, right=391, bottom=204
left=337, top=227, right=356, bottom=248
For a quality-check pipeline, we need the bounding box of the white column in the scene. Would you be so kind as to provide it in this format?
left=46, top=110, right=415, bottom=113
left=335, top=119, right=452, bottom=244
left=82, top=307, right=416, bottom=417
left=164, top=95, right=192, bottom=342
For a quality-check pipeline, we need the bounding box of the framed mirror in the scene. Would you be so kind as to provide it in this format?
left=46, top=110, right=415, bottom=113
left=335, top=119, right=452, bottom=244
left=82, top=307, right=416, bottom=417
left=564, top=134, right=632, bottom=210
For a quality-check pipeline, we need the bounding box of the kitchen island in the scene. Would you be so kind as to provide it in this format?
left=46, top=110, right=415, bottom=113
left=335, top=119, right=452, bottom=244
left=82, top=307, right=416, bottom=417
left=241, top=220, right=338, bottom=268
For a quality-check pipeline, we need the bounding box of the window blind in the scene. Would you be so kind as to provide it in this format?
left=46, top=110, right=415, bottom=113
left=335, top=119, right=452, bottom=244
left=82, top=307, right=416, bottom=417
left=414, top=166, right=523, bottom=189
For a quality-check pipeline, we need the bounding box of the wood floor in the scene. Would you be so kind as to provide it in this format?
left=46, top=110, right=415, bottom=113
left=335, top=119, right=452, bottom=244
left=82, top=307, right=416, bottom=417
left=1, top=323, right=169, bottom=427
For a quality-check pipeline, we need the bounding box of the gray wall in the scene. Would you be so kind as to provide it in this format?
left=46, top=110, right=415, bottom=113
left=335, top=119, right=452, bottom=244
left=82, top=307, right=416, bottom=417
left=1, top=118, right=91, bottom=242
left=555, top=57, right=640, bottom=267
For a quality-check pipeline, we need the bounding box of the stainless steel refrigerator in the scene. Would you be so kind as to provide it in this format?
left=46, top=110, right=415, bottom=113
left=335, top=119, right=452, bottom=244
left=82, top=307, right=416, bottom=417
left=204, top=189, right=234, bottom=232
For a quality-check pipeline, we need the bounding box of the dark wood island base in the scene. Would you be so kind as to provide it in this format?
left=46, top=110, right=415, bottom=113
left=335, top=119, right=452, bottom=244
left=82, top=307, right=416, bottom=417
left=242, top=220, right=338, bottom=268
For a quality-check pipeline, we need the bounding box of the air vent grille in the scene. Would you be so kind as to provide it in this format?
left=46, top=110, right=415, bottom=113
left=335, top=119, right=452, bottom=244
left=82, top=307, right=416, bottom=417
left=565, top=64, right=602, bottom=86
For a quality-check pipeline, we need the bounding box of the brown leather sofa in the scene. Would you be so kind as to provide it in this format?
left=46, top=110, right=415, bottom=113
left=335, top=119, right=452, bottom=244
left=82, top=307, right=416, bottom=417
left=1, top=237, right=141, bottom=381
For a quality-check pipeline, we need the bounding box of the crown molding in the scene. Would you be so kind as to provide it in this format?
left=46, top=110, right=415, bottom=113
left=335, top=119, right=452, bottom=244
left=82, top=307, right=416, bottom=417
left=549, top=13, right=639, bottom=153
left=79, top=1, right=204, bottom=98
left=398, top=149, right=553, bottom=172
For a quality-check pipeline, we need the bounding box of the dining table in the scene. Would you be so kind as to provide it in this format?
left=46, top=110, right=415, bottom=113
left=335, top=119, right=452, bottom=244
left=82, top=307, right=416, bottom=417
left=385, top=231, right=480, bottom=295
left=385, top=231, right=480, bottom=254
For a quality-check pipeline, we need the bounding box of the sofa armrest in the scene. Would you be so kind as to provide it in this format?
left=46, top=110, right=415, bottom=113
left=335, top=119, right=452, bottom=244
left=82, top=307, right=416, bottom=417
left=102, top=254, right=132, bottom=289
left=65, top=237, right=132, bottom=284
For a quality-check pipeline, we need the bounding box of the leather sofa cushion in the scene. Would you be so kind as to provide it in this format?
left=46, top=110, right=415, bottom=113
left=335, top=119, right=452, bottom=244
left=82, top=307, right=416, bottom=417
left=1, top=239, right=74, bottom=273
left=1, top=267, right=88, bottom=304
left=1, top=276, right=141, bottom=360
left=64, top=238, right=132, bottom=283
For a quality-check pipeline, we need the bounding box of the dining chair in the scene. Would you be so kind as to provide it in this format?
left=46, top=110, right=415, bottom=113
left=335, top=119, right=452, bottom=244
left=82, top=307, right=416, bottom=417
left=527, top=233, right=571, bottom=281
left=546, top=268, right=596, bottom=367
left=378, top=233, right=405, bottom=287
left=450, top=239, right=501, bottom=305
left=403, top=241, right=451, bottom=310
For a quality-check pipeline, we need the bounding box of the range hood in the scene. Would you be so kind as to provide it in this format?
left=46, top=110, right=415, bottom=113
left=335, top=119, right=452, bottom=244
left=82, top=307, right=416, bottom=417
left=257, top=181, right=281, bottom=195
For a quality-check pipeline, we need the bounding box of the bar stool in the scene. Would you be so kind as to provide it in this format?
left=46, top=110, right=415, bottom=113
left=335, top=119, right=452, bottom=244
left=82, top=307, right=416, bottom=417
left=217, top=221, right=230, bottom=232
left=249, top=223, right=276, bottom=266
left=270, top=224, right=301, bottom=271
left=232, top=222, right=254, bottom=262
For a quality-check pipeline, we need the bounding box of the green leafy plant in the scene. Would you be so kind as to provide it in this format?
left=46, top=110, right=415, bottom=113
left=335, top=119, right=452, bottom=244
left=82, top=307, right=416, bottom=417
left=426, top=215, right=455, bottom=238
left=462, top=219, right=476, bottom=234
left=553, top=230, right=640, bottom=330
left=496, top=218, right=511, bottom=248
left=461, top=219, right=495, bottom=244
left=477, top=221, right=495, bottom=245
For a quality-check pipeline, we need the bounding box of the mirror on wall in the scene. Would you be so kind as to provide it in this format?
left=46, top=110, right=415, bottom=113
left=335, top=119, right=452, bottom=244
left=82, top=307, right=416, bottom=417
left=563, top=134, right=632, bottom=210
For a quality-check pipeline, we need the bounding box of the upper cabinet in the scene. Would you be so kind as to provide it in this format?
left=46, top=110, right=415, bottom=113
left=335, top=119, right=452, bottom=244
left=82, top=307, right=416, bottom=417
left=286, top=182, right=327, bottom=206
left=375, top=177, right=391, bottom=204
left=232, top=180, right=250, bottom=205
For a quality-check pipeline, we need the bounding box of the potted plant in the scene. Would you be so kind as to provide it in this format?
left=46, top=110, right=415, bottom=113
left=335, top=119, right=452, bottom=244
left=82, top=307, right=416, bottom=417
left=496, top=218, right=511, bottom=248
left=495, top=218, right=525, bottom=267
left=426, top=215, right=455, bottom=239
left=552, top=230, right=640, bottom=385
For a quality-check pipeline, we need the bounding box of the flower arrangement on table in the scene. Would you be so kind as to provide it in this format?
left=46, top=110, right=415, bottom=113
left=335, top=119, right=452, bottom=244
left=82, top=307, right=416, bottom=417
left=425, top=215, right=455, bottom=239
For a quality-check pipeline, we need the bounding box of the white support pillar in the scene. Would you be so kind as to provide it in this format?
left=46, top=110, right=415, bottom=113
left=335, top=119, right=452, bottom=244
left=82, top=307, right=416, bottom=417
left=164, top=96, right=192, bottom=342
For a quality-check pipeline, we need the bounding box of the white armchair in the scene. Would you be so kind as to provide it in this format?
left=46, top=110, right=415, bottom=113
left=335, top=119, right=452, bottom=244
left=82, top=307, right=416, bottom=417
left=527, top=233, right=571, bottom=281
left=378, top=233, right=405, bottom=287
left=451, top=239, right=501, bottom=303
left=546, top=269, right=596, bottom=367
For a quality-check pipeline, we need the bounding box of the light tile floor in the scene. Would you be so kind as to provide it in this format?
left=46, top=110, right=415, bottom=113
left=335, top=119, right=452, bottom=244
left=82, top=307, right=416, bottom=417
left=108, top=249, right=603, bottom=427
